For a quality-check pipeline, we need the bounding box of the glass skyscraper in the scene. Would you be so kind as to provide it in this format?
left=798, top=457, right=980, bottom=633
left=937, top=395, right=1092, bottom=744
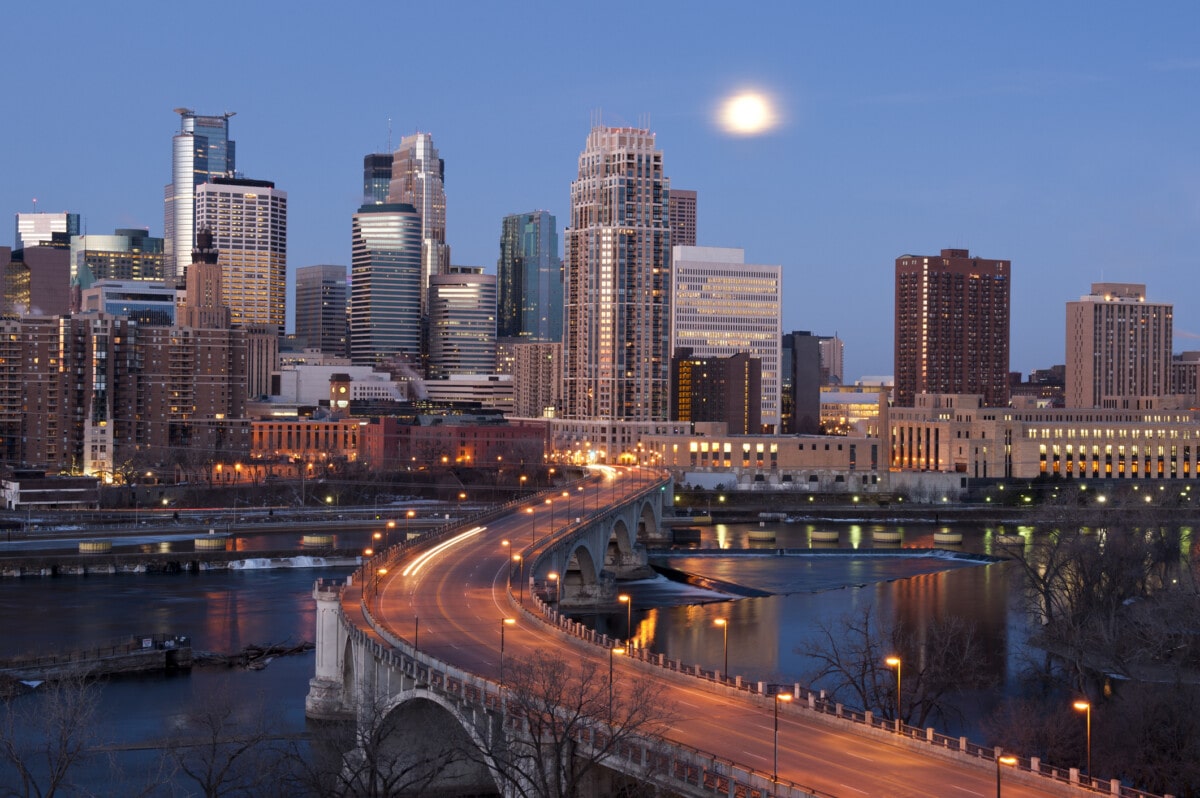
left=295, top=264, right=349, bottom=356
left=350, top=204, right=422, bottom=366
left=164, top=109, right=236, bottom=280
left=363, top=154, right=392, bottom=205
left=386, top=133, right=449, bottom=316
left=497, top=211, right=562, bottom=342
left=427, top=267, right=497, bottom=378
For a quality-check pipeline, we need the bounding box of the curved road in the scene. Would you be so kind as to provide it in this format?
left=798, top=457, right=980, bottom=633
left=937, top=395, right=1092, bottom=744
left=360, top=467, right=1073, bottom=798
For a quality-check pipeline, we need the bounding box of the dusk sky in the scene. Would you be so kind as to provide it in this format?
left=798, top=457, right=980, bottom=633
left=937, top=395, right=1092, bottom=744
left=4, top=2, right=1199, bottom=380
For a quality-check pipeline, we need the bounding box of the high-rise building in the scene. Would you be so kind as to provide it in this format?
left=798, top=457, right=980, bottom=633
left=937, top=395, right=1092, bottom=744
left=671, top=348, right=761, bottom=434
left=15, top=211, right=79, bottom=250
left=497, top=211, right=562, bottom=342
left=194, top=177, right=287, bottom=333
left=164, top=109, right=236, bottom=281
left=350, top=203, right=422, bottom=366
left=3, top=243, right=71, bottom=317
left=668, top=189, right=696, bottom=248
left=1066, top=283, right=1173, bottom=408
left=180, top=230, right=229, bottom=330
left=427, top=267, right=497, bottom=378
left=70, top=228, right=165, bottom=288
left=386, top=132, right=449, bottom=314
left=512, top=342, right=562, bottom=418
left=670, top=246, right=781, bottom=431
left=363, top=153, right=392, bottom=205
left=780, top=331, right=823, bottom=434
left=894, top=248, right=1011, bottom=407
left=563, top=126, right=671, bottom=422
left=295, top=265, right=349, bottom=356
left=818, top=335, right=844, bottom=386
left=80, top=280, right=176, bottom=326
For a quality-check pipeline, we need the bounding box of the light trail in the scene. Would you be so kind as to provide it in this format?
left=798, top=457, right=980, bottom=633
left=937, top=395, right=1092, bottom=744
left=401, top=525, right=486, bottom=577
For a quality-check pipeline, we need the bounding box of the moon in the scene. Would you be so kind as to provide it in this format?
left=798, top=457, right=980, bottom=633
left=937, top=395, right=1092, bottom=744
left=717, top=90, right=779, bottom=136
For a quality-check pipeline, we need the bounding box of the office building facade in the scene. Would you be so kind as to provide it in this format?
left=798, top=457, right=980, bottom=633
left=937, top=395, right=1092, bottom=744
left=563, top=126, right=672, bottom=423
left=1066, top=283, right=1173, bottom=409
left=386, top=132, right=449, bottom=314
left=427, top=267, right=497, bottom=378
left=497, top=211, right=563, bottom=342
left=668, top=189, right=696, bottom=248
left=15, top=211, right=79, bottom=250
left=670, top=246, right=781, bottom=430
left=164, top=109, right=236, bottom=280
left=363, top=153, right=393, bottom=205
left=671, top=348, right=762, bottom=434
left=350, top=203, right=423, bottom=366
left=512, top=342, right=562, bottom=418
left=70, top=228, right=165, bottom=288
left=781, top=331, right=823, bottom=434
left=894, top=248, right=1010, bottom=407
left=194, top=177, right=287, bottom=333
left=295, top=264, right=349, bottom=356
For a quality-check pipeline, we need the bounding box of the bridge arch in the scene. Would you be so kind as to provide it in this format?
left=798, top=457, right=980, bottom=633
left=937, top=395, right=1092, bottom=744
left=605, top=517, right=634, bottom=570
left=636, top=498, right=661, bottom=541
left=341, top=636, right=357, bottom=709
left=565, top=541, right=600, bottom=592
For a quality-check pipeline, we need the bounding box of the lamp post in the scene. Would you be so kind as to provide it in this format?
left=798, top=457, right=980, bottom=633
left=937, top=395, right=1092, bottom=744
left=714, top=619, right=729, bottom=681
left=527, top=507, right=535, bottom=547
left=1073, top=700, right=1091, bottom=776
left=513, top=555, right=524, bottom=603
left=405, top=510, right=415, bottom=541
left=562, top=490, right=571, bottom=523
left=546, top=497, right=553, bottom=534
left=609, top=646, right=626, bottom=713
left=773, top=692, right=793, bottom=782
left=385, top=520, right=395, bottom=547
left=374, top=567, right=388, bottom=613
left=499, top=618, right=515, bottom=686
left=885, top=656, right=902, bottom=722
left=501, top=540, right=511, bottom=592
left=996, top=752, right=1018, bottom=797
left=373, top=531, right=382, bottom=552
left=548, top=571, right=560, bottom=604
left=414, top=616, right=419, bottom=650
left=618, top=594, right=632, bottom=643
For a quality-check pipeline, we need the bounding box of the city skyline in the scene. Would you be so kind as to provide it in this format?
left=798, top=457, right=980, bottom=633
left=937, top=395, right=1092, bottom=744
left=4, top=3, right=1199, bottom=380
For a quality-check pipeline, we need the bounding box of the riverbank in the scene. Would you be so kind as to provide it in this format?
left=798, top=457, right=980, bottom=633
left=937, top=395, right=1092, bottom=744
left=0, top=550, right=361, bottom=578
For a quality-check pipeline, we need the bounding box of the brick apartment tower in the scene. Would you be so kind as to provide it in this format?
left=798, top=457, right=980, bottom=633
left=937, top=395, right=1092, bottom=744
left=894, top=248, right=1011, bottom=407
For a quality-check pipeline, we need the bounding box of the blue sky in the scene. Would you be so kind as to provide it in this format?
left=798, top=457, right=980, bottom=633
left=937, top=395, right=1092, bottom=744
left=4, top=1, right=1199, bottom=379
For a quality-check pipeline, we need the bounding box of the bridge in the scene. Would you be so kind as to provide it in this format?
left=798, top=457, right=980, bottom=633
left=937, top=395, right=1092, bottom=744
left=307, top=467, right=1134, bottom=797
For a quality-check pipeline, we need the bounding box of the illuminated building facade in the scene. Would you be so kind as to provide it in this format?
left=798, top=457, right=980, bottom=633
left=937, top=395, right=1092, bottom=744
left=563, top=125, right=672, bottom=433
left=70, top=228, right=165, bottom=288
left=194, top=177, right=287, bottom=333
left=668, top=189, right=696, bottom=248
left=497, top=211, right=562, bottom=342
left=15, top=211, right=79, bottom=250
left=1066, top=283, right=1173, bottom=409
left=512, top=342, right=562, bottom=418
left=671, top=246, right=781, bottom=430
left=671, top=348, right=761, bottom=434
left=386, top=132, right=449, bottom=315
left=350, top=203, right=422, bottom=366
left=427, top=267, right=496, bottom=378
left=164, top=109, right=236, bottom=280
left=363, top=153, right=392, bottom=206
left=894, top=249, right=1010, bottom=407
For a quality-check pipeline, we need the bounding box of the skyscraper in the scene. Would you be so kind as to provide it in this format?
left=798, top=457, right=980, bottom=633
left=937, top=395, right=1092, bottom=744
left=427, top=267, right=497, bottom=378
left=670, top=246, right=782, bottom=430
left=894, top=248, right=1010, bottom=407
left=70, top=228, right=164, bottom=288
left=1066, top=283, right=1173, bottom=408
left=386, top=133, right=449, bottom=314
left=164, top=109, right=236, bottom=281
left=563, top=126, right=671, bottom=421
left=295, top=264, right=349, bottom=356
left=363, top=154, right=392, bottom=205
left=15, top=211, right=79, bottom=250
left=497, top=211, right=563, bottom=341
left=668, top=189, right=697, bottom=248
left=194, top=177, right=287, bottom=333
left=350, top=203, right=422, bottom=366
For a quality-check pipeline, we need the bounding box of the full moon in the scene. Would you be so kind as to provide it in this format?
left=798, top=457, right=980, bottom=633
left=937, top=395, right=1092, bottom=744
left=717, top=91, right=778, bottom=136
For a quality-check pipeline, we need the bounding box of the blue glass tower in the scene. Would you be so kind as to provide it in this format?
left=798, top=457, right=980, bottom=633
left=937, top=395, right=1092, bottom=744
left=497, top=211, right=562, bottom=342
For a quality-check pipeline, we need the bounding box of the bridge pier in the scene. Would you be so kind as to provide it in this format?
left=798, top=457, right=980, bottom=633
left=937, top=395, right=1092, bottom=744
left=306, top=580, right=351, bottom=720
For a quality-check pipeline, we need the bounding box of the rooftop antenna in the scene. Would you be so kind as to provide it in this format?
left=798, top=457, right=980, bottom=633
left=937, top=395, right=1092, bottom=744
left=31, top=198, right=37, bottom=213
left=387, top=117, right=392, bottom=153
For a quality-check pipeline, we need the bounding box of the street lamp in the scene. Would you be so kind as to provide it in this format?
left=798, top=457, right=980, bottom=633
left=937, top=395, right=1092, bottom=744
left=562, top=490, right=570, bottom=522
left=885, top=656, right=902, bottom=722
left=618, top=594, right=632, bottom=643
left=512, top=554, right=524, bottom=603
left=499, top=618, right=515, bottom=686
left=548, top=571, right=560, bottom=604
left=501, top=540, right=511, bottom=591
left=385, top=520, right=395, bottom=547
left=526, top=506, right=535, bottom=546
left=609, top=645, right=626, bottom=712
left=1073, top=700, right=1091, bottom=776
left=714, top=619, right=729, bottom=681
left=374, top=567, right=388, bottom=612
left=773, top=692, right=793, bottom=782
left=363, top=548, right=374, bottom=558
left=546, top=497, right=554, bottom=533
left=996, top=752, right=1018, bottom=797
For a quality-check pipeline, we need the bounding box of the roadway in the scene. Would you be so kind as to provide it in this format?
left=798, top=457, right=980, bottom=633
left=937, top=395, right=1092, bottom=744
left=361, top=467, right=1071, bottom=798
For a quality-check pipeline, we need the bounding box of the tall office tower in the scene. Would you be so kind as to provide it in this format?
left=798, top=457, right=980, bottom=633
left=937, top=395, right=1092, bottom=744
left=164, top=109, right=236, bottom=281
left=512, top=342, right=562, bottom=417
left=668, top=189, right=697, bottom=248
left=427, top=267, right=497, bottom=378
left=350, top=203, right=422, bottom=366
left=295, top=264, right=349, bottom=356
left=15, top=211, right=80, bottom=250
left=894, top=248, right=1011, bottom=407
left=671, top=348, right=762, bottom=434
left=3, top=243, right=71, bottom=317
left=1066, top=283, right=1173, bottom=408
left=194, top=177, right=287, bottom=333
left=563, top=126, right=672, bottom=421
left=180, top=230, right=230, bottom=329
left=80, top=280, right=177, bottom=326
left=780, top=331, right=823, bottom=434
left=386, top=133, right=449, bottom=313
left=363, top=153, right=393, bottom=205
left=70, top=228, right=165, bottom=288
left=818, top=335, right=844, bottom=385
left=670, top=246, right=782, bottom=431
left=497, top=211, right=563, bottom=341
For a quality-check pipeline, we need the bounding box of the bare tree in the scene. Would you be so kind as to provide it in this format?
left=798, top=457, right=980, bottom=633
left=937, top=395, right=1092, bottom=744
left=0, top=673, right=101, bottom=798
left=162, top=691, right=282, bottom=798
left=798, top=603, right=989, bottom=727
left=473, top=653, right=674, bottom=798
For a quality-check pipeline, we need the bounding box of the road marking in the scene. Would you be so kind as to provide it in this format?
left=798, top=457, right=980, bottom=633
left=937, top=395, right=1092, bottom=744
left=743, top=752, right=767, bottom=761
left=677, top=700, right=700, bottom=708
left=842, top=750, right=875, bottom=762
left=951, top=788, right=983, bottom=796
left=838, top=784, right=868, bottom=794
